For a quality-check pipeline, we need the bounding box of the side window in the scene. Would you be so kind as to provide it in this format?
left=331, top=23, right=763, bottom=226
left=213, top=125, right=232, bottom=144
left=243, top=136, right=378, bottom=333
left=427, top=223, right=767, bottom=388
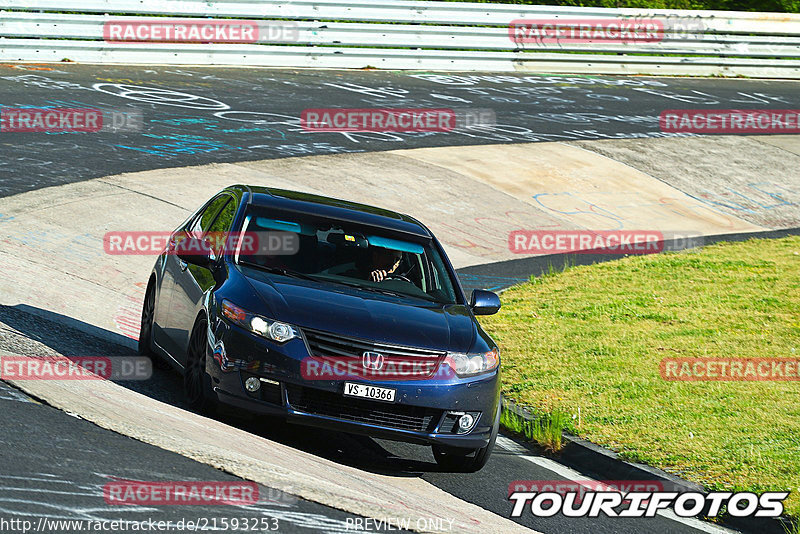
left=206, top=199, right=237, bottom=255
left=189, top=195, right=230, bottom=236
left=426, top=249, right=456, bottom=303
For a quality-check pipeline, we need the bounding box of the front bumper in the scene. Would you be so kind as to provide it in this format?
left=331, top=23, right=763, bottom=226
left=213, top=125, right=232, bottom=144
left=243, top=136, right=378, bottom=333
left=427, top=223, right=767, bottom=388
left=207, top=320, right=500, bottom=449
left=216, top=383, right=496, bottom=449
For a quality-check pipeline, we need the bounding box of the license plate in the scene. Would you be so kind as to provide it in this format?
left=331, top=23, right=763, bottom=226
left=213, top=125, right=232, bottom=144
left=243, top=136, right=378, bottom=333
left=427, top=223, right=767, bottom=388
left=343, top=382, right=396, bottom=403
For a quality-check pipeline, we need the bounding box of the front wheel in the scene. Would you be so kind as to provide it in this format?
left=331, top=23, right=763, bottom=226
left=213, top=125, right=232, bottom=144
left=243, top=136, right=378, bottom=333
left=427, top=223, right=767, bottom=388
left=432, top=405, right=500, bottom=473
left=184, top=317, right=218, bottom=414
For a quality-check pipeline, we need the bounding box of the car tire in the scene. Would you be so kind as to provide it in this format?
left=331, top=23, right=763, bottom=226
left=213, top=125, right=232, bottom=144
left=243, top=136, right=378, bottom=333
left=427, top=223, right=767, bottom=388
left=184, top=316, right=218, bottom=414
left=432, top=405, right=500, bottom=473
left=138, top=283, right=170, bottom=370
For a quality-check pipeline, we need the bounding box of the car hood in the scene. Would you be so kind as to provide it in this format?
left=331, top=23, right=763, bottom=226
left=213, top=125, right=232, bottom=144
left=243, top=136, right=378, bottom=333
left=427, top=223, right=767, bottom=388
left=243, top=274, right=475, bottom=352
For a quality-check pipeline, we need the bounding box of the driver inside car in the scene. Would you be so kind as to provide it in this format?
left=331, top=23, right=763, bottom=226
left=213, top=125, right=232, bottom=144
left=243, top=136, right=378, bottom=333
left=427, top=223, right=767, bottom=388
left=368, top=247, right=403, bottom=282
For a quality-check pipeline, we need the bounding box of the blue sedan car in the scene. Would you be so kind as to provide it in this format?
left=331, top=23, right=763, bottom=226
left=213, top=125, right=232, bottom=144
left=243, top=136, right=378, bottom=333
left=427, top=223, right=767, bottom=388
left=139, top=185, right=502, bottom=472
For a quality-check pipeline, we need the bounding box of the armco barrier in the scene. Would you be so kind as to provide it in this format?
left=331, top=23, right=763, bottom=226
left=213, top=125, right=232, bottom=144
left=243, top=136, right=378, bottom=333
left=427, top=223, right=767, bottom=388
left=1, top=0, right=800, bottom=77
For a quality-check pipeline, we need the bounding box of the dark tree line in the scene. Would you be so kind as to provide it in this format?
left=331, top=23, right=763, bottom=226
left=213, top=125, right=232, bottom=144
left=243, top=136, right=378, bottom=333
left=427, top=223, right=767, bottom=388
left=444, top=0, right=798, bottom=13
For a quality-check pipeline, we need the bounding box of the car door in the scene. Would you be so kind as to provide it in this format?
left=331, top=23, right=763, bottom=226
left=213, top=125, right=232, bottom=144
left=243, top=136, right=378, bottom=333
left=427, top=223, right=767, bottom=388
left=166, top=194, right=238, bottom=365
left=152, top=204, right=208, bottom=353
left=158, top=194, right=232, bottom=360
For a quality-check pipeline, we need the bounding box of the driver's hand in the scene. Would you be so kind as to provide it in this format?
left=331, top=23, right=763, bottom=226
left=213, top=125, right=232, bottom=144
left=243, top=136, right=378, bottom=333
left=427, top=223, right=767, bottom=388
left=370, top=270, right=388, bottom=282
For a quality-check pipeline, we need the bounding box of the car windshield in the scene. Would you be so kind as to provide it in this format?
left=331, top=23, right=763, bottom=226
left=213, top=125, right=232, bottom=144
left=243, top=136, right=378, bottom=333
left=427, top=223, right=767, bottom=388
left=233, top=207, right=460, bottom=305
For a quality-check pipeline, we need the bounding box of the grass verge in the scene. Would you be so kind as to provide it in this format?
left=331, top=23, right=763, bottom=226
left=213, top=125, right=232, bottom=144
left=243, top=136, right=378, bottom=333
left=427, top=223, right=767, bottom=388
left=500, top=402, right=568, bottom=452
left=482, top=236, right=800, bottom=515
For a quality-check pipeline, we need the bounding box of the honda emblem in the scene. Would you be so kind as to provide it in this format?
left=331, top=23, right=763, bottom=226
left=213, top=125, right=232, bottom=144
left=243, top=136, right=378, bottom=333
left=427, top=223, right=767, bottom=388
left=362, top=351, right=385, bottom=371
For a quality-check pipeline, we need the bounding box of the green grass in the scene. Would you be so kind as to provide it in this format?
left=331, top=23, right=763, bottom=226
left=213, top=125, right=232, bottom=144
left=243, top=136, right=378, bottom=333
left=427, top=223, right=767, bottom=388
left=784, top=518, right=800, bottom=534
left=501, top=403, right=568, bottom=451
left=481, top=236, right=800, bottom=516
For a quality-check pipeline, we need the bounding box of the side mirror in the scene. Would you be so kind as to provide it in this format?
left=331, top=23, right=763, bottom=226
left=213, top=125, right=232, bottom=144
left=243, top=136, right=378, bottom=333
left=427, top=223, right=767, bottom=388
left=470, top=289, right=501, bottom=316
left=175, top=234, right=216, bottom=269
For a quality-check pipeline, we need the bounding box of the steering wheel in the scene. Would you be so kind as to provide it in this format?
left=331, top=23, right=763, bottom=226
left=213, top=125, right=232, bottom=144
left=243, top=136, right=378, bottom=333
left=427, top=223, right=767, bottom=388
left=384, top=273, right=412, bottom=283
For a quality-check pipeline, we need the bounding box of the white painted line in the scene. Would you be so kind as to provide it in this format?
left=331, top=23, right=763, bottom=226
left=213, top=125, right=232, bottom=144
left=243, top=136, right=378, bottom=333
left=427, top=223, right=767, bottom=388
left=657, top=508, right=740, bottom=534
left=496, top=435, right=528, bottom=455
left=496, top=435, right=740, bottom=534
left=0, top=475, right=74, bottom=483
left=0, top=383, right=33, bottom=403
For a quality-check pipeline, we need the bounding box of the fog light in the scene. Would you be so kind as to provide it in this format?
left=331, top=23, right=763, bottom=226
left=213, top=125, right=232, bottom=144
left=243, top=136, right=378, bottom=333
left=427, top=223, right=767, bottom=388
left=245, top=377, right=261, bottom=392
left=458, top=413, right=475, bottom=432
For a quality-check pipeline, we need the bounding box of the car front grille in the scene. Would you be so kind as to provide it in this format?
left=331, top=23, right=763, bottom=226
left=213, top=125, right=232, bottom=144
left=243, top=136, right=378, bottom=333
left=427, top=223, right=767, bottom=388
left=302, top=328, right=446, bottom=379
left=286, top=384, right=441, bottom=433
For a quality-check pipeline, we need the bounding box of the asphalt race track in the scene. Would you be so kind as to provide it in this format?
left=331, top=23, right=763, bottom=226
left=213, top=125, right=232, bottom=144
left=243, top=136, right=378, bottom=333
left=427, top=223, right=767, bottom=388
left=2, top=63, right=800, bottom=197
left=2, top=63, right=799, bottom=534
left=0, top=381, right=393, bottom=534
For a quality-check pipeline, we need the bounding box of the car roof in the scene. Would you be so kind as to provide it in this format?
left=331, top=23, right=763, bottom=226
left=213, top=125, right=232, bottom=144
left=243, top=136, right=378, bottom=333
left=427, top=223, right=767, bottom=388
left=233, top=184, right=432, bottom=239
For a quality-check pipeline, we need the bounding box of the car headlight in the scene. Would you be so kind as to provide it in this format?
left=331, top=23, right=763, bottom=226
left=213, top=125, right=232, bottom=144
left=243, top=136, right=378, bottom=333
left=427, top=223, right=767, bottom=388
left=443, top=349, right=499, bottom=377
left=221, top=300, right=299, bottom=343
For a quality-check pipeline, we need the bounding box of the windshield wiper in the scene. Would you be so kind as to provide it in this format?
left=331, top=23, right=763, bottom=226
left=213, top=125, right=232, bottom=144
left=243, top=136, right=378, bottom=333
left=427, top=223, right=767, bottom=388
left=329, top=279, right=434, bottom=301
left=240, top=262, right=319, bottom=282
left=358, top=286, right=409, bottom=298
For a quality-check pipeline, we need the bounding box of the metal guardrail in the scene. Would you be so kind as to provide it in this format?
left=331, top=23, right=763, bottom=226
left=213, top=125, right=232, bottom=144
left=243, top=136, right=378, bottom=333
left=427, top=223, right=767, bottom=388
left=1, top=1, right=800, bottom=77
